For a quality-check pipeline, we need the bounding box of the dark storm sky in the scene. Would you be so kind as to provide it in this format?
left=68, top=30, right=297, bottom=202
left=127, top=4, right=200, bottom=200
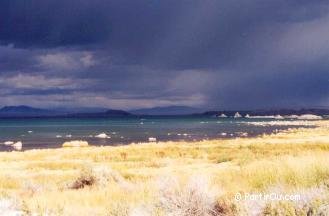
left=0, top=0, right=328, bottom=109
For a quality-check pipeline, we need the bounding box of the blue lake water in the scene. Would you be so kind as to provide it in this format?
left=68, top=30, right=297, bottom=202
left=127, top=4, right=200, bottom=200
left=0, top=116, right=314, bottom=151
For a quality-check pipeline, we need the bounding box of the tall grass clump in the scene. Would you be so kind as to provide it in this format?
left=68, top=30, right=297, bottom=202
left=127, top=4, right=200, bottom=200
left=239, top=155, right=329, bottom=190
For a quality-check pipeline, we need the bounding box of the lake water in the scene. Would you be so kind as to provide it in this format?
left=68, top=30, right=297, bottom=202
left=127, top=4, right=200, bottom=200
left=0, top=116, right=315, bottom=151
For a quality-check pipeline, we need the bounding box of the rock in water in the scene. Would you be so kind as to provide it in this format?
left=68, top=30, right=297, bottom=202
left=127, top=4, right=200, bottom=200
left=95, top=133, right=111, bottom=138
left=234, top=112, right=242, bottom=118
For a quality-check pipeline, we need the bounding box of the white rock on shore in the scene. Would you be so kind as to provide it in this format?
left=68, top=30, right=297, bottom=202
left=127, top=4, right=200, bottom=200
left=297, top=114, right=323, bottom=120
left=12, top=141, right=22, bottom=151
left=62, top=140, right=89, bottom=147
left=148, top=137, right=157, bottom=142
left=247, top=115, right=276, bottom=119
left=4, top=141, right=14, bottom=146
left=284, top=115, right=299, bottom=119
left=2, top=141, right=22, bottom=150
left=274, top=115, right=284, bottom=120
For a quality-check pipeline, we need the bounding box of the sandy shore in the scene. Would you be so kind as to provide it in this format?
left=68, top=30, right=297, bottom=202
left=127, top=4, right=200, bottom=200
left=0, top=120, right=328, bottom=215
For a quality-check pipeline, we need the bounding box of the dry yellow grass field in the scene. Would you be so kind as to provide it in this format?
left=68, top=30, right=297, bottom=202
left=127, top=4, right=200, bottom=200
left=0, top=121, right=329, bottom=215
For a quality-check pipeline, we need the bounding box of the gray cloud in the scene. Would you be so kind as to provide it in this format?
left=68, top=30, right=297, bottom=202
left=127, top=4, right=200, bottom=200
left=0, top=0, right=328, bottom=109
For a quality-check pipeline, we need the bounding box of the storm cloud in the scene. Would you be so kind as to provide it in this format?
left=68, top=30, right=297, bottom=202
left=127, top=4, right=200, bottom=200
left=0, top=0, right=328, bottom=109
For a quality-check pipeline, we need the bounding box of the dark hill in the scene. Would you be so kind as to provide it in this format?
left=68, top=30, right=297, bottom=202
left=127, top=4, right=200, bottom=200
left=131, top=106, right=205, bottom=115
left=0, top=106, right=57, bottom=117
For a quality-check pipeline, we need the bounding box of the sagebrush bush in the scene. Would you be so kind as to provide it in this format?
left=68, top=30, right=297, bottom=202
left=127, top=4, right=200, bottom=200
left=68, top=165, right=129, bottom=190
left=0, top=198, right=22, bottom=216
left=129, top=205, right=152, bottom=216
left=156, top=174, right=220, bottom=216
left=317, top=204, right=329, bottom=216
left=69, top=166, right=96, bottom=189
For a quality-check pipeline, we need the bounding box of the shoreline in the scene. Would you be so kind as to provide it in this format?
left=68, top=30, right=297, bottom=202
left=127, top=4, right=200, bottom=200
left=0, top=117, right=326, bottom=152
left=0, top=119, right=326, bottom=153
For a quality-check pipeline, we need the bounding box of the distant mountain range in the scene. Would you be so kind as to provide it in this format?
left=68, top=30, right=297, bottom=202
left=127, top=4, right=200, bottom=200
left=66, top=109, right=131, bottom=118
left=0, top=106, right=131, bottom=118
left=0, top=106, right=328, bottom=118
left=130, top=106, right=205, bottom=115
left=52, top=107, right=109, bottom=114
